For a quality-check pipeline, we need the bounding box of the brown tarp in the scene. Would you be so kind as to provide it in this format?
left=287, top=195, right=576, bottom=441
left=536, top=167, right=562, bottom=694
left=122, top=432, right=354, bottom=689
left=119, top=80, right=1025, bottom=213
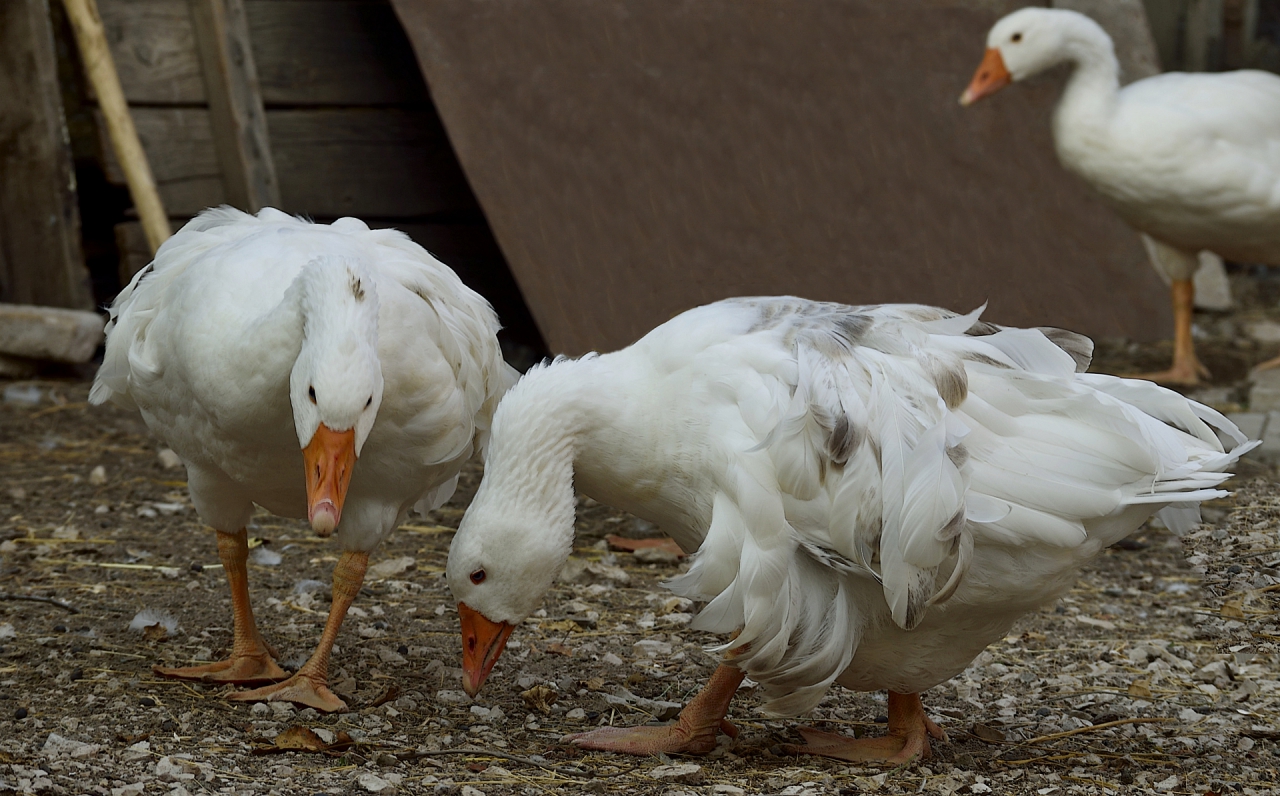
left=392, top=0, right=1170, bottom=355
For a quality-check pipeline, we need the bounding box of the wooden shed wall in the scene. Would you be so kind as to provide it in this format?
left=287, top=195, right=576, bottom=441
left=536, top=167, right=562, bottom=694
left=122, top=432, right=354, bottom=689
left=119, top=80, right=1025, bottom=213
left=86, top=0, right=541, bottom=355
left=0, top=0, right=93, bottom=310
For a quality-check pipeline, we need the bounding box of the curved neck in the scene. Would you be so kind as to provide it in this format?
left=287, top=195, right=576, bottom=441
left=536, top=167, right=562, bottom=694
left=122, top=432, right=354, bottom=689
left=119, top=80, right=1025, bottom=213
left=478, top=356, right=624, bottom=528
left=1051, top=31, right=1121, bottom=147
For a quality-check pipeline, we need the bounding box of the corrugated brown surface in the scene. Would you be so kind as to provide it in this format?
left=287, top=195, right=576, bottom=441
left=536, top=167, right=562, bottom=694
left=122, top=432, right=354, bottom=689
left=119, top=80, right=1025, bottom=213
left=392, top=0, right=1169, bottom=355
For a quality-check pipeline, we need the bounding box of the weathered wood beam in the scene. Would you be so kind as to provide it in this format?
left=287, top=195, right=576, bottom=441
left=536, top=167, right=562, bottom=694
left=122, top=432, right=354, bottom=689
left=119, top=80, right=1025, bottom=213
left=0, top=304, right=105, bottom=364
left=97, top=108, right=476, bottom=218
left=63, top=0, right=172, bottom=255
left=188, top=0, right=280, bottom=212
left=0, top=0, right=94, bottom=309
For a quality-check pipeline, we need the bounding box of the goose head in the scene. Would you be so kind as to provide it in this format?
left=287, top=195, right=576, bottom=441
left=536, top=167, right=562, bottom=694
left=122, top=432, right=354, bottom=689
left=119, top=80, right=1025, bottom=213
left=290, top=256, right=385, bottom=536
left=960, top=8, right=1112, bottom=105
left=445, top=371, right=579, bottom=695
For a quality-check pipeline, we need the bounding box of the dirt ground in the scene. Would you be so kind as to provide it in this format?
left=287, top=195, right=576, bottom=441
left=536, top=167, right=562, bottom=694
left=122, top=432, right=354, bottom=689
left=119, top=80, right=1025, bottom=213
left=1, top=277, right=1279, bottom=796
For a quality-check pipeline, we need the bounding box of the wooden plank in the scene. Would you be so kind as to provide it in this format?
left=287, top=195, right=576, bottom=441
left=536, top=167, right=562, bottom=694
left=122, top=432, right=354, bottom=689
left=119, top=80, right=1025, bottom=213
left=97, top=0, right=428, bottom=105
left=94, top=107, right=226, bottom=214
left=96, top=0, right=207, bottom=103
left=99, top=107, right=474, bottom=216
left=115, top=220, right=157, bottom=283
left=0, top=0, right=94, bottom=309
left=65, top=0, right=173, bottom=253
left=268, top=109, right=474, bottom=217
left=188, top=0, right=280, bottom=211
left=248, top=0, right=429, bottom=105
left=0, top=303, right=105, bottom=364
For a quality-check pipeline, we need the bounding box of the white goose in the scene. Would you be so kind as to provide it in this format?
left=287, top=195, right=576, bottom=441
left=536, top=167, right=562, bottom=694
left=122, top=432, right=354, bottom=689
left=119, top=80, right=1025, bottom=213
left=447, top=297, right=1253, bottom=763
left=91, top=206, right=517, bottom=712
left=961, top=7, right=1280, bottom=385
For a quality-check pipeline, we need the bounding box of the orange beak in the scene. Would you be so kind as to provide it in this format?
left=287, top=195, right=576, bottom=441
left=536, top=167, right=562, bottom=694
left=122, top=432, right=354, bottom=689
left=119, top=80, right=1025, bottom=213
left=960, top=47, right=1012, bottom=106
left=459, top=602, right=516, bottom=697
left=303, top=424, right=356, bottom=537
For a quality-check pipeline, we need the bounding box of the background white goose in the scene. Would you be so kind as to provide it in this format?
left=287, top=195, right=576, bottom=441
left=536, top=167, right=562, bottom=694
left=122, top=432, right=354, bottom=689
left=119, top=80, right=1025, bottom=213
left=961, top=7, right=1280, bottom=385
left=447, top=297, right=1254, bottom=763
left=92, top=206, right=517, bottom=712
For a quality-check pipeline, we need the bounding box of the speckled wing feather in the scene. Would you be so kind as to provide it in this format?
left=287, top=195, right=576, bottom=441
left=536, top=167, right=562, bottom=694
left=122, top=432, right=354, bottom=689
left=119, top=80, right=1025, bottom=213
left=666, top=297, right=1254, bottom=715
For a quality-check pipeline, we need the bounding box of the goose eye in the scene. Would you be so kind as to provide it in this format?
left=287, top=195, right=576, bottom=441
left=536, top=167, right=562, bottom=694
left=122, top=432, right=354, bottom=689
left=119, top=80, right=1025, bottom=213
left=470, top=569, right=486, bottom=585
left=1011, top=32, right=1022, bottom=42
left=308, top=386, right=317, bottom=404
left=365, top=396, right=373, bottom=409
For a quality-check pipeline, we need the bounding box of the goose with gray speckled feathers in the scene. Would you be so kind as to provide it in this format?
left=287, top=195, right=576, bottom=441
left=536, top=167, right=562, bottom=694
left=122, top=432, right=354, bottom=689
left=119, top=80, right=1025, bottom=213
left=447, top=297, right=1253, bottom=763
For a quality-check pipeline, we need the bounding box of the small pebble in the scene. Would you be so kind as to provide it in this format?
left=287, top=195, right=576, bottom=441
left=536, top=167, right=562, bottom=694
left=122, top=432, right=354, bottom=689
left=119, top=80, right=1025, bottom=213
left=88, top=465, right=107, bottom=485
left=15, top=707, right=28, bottom=719
left=139, top=697, right=156, bottom=707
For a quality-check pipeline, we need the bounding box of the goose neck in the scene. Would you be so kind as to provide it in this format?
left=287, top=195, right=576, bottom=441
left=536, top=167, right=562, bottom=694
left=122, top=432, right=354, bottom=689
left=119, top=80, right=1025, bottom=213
left=1052, top=39, right=1120, bottom=145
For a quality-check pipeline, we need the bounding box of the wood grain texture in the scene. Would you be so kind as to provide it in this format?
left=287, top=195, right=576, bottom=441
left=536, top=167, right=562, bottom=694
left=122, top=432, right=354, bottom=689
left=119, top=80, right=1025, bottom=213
left=0, top=0, right=94, bottom=309
left=64, top=0, right=172, bottom=252
left=392, top=0, right=1173, bottom=355
left=97, top=0, right=429, bottom=105
left=267, top=109, right=473, bottom=218
left=247, top=0, right=429, bottom=105
left=96, top=0, right=206, bottom=103
left=188, top=0, right=280, bottom=211
left=98, top=107, right=474, bottom=216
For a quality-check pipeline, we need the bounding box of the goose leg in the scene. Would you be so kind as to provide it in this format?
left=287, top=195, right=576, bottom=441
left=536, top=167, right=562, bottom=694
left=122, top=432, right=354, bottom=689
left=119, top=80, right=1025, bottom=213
left=154, top=528, right=287, bottom=685
left=567, top=664, right=745, bottom=754
left=783, top=692, right=946, bottom=765
left=1138, top=279, right=1209, bottom=385
left=227, top=549, right=368, bottom=713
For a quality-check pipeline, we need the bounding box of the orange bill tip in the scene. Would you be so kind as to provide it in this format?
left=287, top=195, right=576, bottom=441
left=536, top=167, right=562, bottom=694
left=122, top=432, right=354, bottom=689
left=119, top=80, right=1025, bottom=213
left=960, top=47, right=1012, bottom=106
left=303, top=424, right=356, bottom=536
left=459, top=602, right=516, bottom=697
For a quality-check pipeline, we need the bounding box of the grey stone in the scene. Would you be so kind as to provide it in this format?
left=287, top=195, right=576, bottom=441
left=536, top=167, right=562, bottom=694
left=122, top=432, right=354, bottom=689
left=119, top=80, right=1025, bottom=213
left=648, top=763, right=702, bottom=783
left=1249, top=370, right=1280, bottom=412
left=0, top=303, right=104, bottom=363
left=1249, top=373, right=1280, bottom=414
left=40, top=733, right=99, bottom=758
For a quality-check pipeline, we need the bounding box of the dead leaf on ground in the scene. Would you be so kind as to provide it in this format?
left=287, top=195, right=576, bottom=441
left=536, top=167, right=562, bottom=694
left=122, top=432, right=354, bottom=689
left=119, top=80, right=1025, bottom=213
left=369, top=684, right=400, bottom=708
left=582, top=677, right=605, bottom=691
left=1221, top=596, right=1247, bottom=620
left=605, top=535, right=685, bottom=558
left=251, top=725, right=357, bottom=756
left=115, top=732, right=150, bottom=745
left=142, top=623, right=168, bottom=642
left=521, top=684, right=558, bottom=714
left=970, top=723, right=1006, bottom=743
left=546, top=643, right=573, bottom=657
left=1128, top=679, right=1153, bottom=699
